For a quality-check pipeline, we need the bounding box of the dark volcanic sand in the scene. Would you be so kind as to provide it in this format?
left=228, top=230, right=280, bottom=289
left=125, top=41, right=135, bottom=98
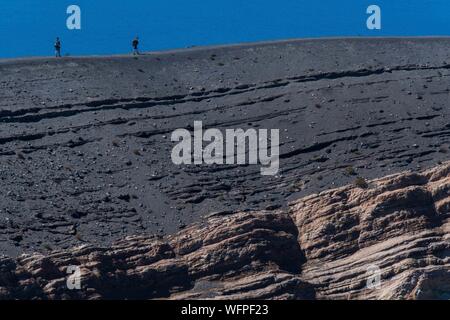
left=0, top=38, right=449, bottom=257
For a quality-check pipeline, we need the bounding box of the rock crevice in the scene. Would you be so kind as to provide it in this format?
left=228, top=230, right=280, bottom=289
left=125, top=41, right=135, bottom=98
left=1, top=163, right=449, bottom=300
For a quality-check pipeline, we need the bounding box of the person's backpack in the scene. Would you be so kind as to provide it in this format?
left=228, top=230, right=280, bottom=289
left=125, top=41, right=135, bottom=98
left=132, top=39, right=139, bottom=48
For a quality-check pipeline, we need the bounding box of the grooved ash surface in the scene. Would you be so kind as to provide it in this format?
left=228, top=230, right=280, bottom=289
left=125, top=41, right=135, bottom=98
left=0, top=38, right=449, bottom=257
left=1, top=162, right=449, bottom=300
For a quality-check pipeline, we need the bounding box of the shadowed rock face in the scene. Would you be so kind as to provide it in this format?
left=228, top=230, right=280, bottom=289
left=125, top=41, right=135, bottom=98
left=290, top=162, right=450, bottom=299
left=1, top=38, right=450, bottom=257
left=0, top=163, right=448, bottom=300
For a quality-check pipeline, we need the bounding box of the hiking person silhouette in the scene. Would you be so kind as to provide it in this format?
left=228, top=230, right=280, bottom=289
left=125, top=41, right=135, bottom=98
left=55, top=37, right=61, bottom=57
left=132, top=36, right=140, bottom=55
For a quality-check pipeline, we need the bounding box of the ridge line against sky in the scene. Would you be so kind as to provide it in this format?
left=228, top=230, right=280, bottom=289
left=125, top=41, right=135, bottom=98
left=0, top=0, right=449, bottom=58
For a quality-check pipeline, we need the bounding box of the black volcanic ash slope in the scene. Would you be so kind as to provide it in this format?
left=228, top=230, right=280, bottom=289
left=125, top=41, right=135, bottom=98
left=0, top=38, right=449, bottom=256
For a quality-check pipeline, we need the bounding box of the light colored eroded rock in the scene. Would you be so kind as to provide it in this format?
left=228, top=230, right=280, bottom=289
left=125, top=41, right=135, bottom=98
left=1, top=163, right=449, bottom=300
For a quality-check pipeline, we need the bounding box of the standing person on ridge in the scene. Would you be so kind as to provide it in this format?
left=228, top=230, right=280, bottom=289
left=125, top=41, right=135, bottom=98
left=132, top=36, right=140, bottom=55
left=54, top=37, right=62, bottom=57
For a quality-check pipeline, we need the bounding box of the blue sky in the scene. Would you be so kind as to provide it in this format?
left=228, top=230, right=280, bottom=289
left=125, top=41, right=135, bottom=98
left=0, top=0, right=449, bottom=58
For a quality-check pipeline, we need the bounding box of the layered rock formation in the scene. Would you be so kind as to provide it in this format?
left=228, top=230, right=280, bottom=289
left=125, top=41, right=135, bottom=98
left=1, top=162, right=448, bottom=300
left=290, top=161, right=450, bottom=299
left=2, top=38, right=450, bottom=257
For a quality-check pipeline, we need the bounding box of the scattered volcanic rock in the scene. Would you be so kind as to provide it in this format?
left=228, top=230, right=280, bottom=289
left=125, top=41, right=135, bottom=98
left=0, top=162, right=448, bottom=300
left=1, top=38, right=450, bottom=256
